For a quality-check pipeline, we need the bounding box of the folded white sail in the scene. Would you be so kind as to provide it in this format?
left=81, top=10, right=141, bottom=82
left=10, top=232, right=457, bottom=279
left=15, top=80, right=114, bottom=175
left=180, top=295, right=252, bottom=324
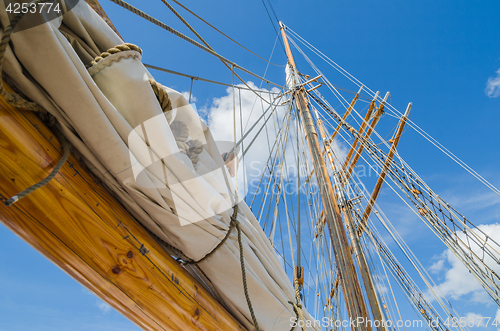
left=0, top=2, right=320, bottom=330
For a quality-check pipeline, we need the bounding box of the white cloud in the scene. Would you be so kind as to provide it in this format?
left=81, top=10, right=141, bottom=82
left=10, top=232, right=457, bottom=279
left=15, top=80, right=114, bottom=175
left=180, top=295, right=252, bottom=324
left=181, top=91, right=197, bottom=103
left=206, top=82, right=289, bottom=196
left=206, top=81, right=347, bottom=200
left=96, top=300, right=111, bottom=314
left=485, top=68, right=500, bottom=98
left=428, top=258, right=445, bottom=274
left=428, top=223, right=500, bottom=305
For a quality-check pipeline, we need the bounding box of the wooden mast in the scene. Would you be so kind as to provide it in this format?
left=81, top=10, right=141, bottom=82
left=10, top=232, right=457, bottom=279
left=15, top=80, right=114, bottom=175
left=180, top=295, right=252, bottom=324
left=342, top=92, right=379, bottom=170
left=316, top=114, right=387, bottom=331
left=344, top=92, right=389, bottom=181
left=280, top=22, right=372, bottom=330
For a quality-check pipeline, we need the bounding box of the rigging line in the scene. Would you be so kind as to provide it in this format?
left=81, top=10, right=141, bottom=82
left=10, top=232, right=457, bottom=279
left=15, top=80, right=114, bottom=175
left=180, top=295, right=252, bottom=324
left=227, top=93, right=283, bottom=160
left=251, top=108, right=291, bottom=219
left=243, top=111, right=287, bottom=231
left=287, top=27, right=500, bottom=197
left=296, top=107, right=301, bottom=270
left=265, top=120, right=291, bottom=237
left=241, top=103, right=285, bottom=175
left=156, top=0, right=280, bottom=107
left=260, top=111, right=292, bottom=235
left=242, top=36, right=281, bottom=134
left=169, top=0, right=284, bottom=67
left=341, top=144, right=472, bottom=326
left=108, top=0, right=283, bottom=90
left=232, top=64, right=239, bottom=204
left=257, top=86, right=274, bottom=174
left=252, top=141, right=282, bottom=222
left=264, top=114, right=323, bottom=301
left=144, top=63, right=280, bottom=94
left=239, top=89, right=247, bottom=202
left=260, top=0, right=286, bottom=54
left=327, top=126, right=459, bottom=317
left=188, top=77, right=193, bottom=103
left=240, top=98, right=286, bottom=159
left=266, top=0, right=280, bottom=26
left=255, top=110, right=292, bottom=227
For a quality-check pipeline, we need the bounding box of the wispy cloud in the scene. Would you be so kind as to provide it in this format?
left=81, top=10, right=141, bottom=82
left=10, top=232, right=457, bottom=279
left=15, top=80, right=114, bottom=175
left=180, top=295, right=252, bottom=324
left=96, top=301, right=112, bottom=314
left=427, top=223, right=500, bottom=305
left=181, top=91, right=197, bottom=103
left=428, top=258, right=445, bottom=274
left=485, top=68, right=500, bottom=98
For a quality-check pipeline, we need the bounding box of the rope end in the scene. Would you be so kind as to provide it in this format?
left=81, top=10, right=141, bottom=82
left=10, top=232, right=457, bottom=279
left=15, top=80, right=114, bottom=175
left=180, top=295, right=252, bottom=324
left=4, top=195, right=18, bottom=206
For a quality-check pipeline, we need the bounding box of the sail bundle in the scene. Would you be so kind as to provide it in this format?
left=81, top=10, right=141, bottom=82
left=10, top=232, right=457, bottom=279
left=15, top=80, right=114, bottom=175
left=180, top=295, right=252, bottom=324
left=0, top=2, right=321, bottom=330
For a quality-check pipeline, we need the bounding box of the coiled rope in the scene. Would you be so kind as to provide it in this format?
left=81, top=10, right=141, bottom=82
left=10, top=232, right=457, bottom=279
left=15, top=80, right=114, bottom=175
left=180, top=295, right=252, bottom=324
left=89, top=42, right=142, bottom=67
left=149, top=79, right=172, bottom=113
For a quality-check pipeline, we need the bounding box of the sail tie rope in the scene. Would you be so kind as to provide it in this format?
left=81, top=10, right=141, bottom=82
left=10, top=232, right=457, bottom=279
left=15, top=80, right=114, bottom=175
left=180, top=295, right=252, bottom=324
left=1, top=0, right=70, bottom=206
left=4, top=129, right=70, bottom=206
left=177, top=203, right=261, bottom=331
left=179, top=206, right=239, bottom=266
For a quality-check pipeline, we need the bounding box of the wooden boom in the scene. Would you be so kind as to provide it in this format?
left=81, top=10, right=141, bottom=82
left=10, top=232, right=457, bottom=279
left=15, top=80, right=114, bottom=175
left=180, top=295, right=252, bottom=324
left=0, top=85, right=245, bottom=330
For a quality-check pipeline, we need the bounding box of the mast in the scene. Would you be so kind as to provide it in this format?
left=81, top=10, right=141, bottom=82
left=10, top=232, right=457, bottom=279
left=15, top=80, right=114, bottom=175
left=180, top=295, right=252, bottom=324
left=358, top=103, right=412, bottom=233
left=280, top=22, right=371, bottom=330
left=316, top=116, right=387, bottom=331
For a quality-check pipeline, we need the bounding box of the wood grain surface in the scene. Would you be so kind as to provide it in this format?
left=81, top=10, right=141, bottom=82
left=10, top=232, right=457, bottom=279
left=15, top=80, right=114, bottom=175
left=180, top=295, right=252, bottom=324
left=0, top=88, right=245, bottom=331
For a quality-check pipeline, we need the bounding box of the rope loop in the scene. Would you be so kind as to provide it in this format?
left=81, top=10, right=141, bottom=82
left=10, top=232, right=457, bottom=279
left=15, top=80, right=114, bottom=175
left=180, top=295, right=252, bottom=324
left=4, top=129, right=70, bottom=206
left=89, top=43, right=142, bottom=67
left=182, top=204, right=239, bottom=266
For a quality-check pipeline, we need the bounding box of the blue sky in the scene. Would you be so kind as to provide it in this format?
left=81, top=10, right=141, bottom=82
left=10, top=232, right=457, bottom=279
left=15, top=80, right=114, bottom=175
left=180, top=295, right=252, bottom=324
left=2, top=0, right=500, bottom=330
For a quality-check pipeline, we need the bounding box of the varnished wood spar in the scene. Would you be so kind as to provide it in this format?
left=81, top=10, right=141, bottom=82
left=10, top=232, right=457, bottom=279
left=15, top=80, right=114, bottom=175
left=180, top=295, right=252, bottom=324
left=329, top=85, right=363, bottom=142
left=342, top=91, right=379, bottom=170
left=344, top=92, right=390, bottom=181
left=358, top=102, right=412, bottom=233
left=280, top=22, right=372, bottom=330
left=0, top=89, right=245, bottom=331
